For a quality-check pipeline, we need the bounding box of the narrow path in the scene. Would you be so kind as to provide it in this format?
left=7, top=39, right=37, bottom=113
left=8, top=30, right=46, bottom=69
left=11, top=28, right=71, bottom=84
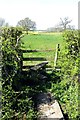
left=37, top=92, right=64, bottom=120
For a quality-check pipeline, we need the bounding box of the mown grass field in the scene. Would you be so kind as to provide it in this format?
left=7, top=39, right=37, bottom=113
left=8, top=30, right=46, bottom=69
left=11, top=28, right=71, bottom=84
left=21, top=32, right=65, bottom=67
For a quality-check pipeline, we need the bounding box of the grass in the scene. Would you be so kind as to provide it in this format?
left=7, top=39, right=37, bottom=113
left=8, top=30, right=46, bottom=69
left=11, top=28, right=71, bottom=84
left=21, top=32, right=65, bottom=67
left=21, top=32, right=64, bottom=50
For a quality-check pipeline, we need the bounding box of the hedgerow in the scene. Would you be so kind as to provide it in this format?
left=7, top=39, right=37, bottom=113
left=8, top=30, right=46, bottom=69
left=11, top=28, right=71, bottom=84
left=51, top=30, right=80, bottom=119
left=1, top=27, right=36, bottom=120
left=1, top=27, right=80, bottom=119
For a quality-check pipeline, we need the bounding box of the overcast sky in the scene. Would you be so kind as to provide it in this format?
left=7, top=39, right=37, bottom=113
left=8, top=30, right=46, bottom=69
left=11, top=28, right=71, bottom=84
left=0, top=0, right=79, bottom=29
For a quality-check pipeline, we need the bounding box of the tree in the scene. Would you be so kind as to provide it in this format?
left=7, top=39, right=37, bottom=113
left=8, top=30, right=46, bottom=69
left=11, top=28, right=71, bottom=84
left=0, top=18, right=5, bottom=27
left=59, top=17, right=72, bottom=30
left=46, top=17, right=73, bottom=32
left=17, top=17, right=36, bottom=34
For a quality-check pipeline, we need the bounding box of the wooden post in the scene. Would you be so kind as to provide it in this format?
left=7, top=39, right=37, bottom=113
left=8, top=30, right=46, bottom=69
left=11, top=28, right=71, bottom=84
left=17, top=49, right=23, bottom=72
left=54, top=44, right=60, bottom=69
left=54, top=44, right=58, bottom=69
left=20, top=50, right=23, bottom=72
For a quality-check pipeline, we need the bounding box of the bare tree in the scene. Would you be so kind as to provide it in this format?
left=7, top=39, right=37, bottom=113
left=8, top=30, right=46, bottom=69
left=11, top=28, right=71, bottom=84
left=17, top=17, right=36, bottom=34
left=59, top=17, right=72, bottom=30
left=46, top=17, right=73, bottom=32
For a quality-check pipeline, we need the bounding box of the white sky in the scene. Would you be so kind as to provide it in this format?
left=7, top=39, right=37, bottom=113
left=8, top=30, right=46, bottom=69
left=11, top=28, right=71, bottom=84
left=0, top=0, right=79, bottom=30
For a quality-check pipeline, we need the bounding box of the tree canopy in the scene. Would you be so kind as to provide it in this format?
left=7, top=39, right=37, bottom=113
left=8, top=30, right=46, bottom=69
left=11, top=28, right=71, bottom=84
left=17, top=17, right=36, bottom=34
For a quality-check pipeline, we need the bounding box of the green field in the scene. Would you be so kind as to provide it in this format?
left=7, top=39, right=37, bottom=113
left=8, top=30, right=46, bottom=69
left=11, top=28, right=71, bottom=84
left=21, top=32, right=65, bottom=67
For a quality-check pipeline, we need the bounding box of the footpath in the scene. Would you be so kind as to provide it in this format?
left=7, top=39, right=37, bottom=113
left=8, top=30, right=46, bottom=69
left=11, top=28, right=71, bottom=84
left=37, top=92, right=64, bottom=120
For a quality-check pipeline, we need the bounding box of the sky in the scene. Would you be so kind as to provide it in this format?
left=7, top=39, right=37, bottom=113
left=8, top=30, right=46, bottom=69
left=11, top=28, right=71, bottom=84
left=0, top=0, right=79, bottom=30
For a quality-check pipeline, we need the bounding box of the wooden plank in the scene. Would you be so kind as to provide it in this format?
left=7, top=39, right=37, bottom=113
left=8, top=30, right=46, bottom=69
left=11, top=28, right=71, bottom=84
left=23, top=57, right=47, bottom=61
left=36, top=61, right=48, bottom=66
left=21, top=49, right=54, bottom=53
left=23, top=64, right=51, bottom=68
left=23, top=62, right=48, bottom=69
left=30, top=62, right=48, bottom=71
left=21, top=49, right=34, bottom=53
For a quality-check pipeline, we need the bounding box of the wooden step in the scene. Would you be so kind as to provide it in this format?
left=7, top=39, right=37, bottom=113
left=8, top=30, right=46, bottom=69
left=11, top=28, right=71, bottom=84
left=30, top=62, right=48, bottom=71
left=22, top=65, right=52, bottom=69
left=22, top=62, right=48, bottom=71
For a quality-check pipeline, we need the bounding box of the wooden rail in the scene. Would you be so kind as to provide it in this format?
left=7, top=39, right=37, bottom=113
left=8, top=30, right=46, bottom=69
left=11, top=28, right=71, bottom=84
left=21, top=49, right=55, bottom=53
left=23, top=57, right=46, bottom=61
left=18, top=44, right=60, bottom=72
left=18, top=49, right=48, bottom=72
